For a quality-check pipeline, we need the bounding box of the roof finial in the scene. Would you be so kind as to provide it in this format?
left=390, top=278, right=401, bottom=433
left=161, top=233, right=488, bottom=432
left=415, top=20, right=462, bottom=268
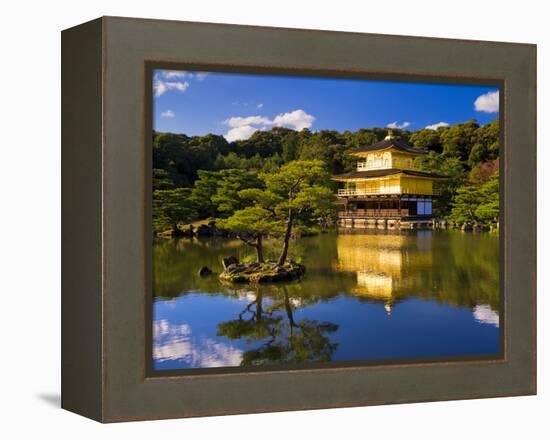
left=384, top=129, right=394, bottom=140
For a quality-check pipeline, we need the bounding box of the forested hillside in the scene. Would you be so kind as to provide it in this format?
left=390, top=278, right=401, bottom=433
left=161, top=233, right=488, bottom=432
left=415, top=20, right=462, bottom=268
left=152, top=119, right=500, bottom=233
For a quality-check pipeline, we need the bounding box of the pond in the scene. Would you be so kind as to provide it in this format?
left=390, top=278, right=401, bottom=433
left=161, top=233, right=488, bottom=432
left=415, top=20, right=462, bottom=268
left=152, top=230, right=500, bottom=371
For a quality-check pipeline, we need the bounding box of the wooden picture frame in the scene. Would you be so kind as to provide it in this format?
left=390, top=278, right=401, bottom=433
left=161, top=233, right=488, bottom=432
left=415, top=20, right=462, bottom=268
left=62, top=16, right=536, bottom=422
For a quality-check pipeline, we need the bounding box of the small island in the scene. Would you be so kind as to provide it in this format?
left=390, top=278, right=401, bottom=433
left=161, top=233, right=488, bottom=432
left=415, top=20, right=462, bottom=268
left=219, top=256, right=305, bottom=283
left=216, top=160, right=332, bottom=283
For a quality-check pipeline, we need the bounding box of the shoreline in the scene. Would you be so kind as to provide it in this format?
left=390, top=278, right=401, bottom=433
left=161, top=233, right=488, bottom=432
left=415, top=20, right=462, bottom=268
left=157, top=218, right=499, bottom=239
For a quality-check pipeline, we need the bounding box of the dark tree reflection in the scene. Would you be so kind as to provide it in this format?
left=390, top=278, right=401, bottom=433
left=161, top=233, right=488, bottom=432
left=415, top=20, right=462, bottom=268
left=217, top=288, right=338, bottom=366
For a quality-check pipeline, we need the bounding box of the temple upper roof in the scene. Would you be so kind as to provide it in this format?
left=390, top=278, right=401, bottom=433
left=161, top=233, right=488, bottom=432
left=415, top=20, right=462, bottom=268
left=351, top=138, right=428, bottom=156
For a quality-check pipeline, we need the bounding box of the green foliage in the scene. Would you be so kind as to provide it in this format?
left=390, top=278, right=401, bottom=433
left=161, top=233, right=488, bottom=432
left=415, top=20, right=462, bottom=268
left=210, top=170, right=263, bottom=216
left=213, top=151, right=242, bottom=169
left=260, top=160, right=336, bottom=233
left=190, top=169, right=261, bottom=219
left=281, top=131, right=300, bottom=162
left=153, top=131, right=229, bottom=186
left=214, top=152, right=263, bottom=170
left=154, top=119, right=498, bottom=191
left=261, top=152, right=283, bottom=173
left=152, top=168, right=175, bottom=190
left=153, top=118, right=499, bottom=232
left=189, top=170, right=219, bottom=219
left=232, top=127, right=295, bottom=158
left=475, top=118, right=500, bottom=159
left=411, top=119, right=499, bottom=220
left=217, top=206, right=277, bottom=262
left=449, top=172, right=499, bottom=226
left=152, top=188, right=197, bottom=232
left=344, top=128, right=381, bottom=148
left=440, top=120, right=480, bottom=161
left=263, top=160, right=331, bottom=194
left=415, top=152, right=466, bottom=216
left=237, top=160, right=334, bottom=221
left=474, top=172, right=500, bottom=223
left=220, top=160, right=335, bottom=264
left=448, top=186, right=479, bottom=225
left=409, top=128, right=443, bottom=152
left=298, top=131, right=346, bottom=172
left=218, top=206, right=279, bottom=236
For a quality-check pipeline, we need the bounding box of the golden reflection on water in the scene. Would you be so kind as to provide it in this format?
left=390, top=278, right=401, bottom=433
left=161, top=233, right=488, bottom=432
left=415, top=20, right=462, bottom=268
left=155, top=230, right=499, bottom=313
left=334, top=233, right=435, bottom=313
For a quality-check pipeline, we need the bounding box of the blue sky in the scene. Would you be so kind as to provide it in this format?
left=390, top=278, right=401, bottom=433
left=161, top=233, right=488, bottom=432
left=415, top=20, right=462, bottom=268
left=152, top=69, right=499, bottom=142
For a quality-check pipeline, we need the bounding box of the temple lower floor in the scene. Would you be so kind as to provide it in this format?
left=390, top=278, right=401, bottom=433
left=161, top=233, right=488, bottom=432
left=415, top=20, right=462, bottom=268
left=338, top=195, right=434, bottom=219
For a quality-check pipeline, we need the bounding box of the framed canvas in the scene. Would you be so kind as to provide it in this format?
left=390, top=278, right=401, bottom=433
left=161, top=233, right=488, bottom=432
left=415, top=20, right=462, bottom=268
left=61, top=16, right=536, bottom=422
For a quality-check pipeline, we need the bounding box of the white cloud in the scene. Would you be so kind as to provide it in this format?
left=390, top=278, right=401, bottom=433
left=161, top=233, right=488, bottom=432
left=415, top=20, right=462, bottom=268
left=153, top=70, right=209, bottom=97
left=195, top=72, right=209, bottom=81
left=161, top=110, right=175, bottom=118
left=161, top=70, right=191, bottom=79
left=425, top=121, right=449, bottom=130
left=257, top=103, right=264, bottom=109
left=225, top=125, right=259, bottom=142
left=224, top=115, right=272, bottom=128
left=159, top=70, right=209, bottom=81
left=272, top=109, right=315, bottom=130
left=474, top=90, right=499, bottom=113
left=222, top=108, right=315, bottom=141
left=153, top=79, right=190, bottom=97
left=386, top=121, right=411, bottom=129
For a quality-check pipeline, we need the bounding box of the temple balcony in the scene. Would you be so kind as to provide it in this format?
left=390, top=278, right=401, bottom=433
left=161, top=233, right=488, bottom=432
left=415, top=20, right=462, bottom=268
left=337, top=187, right=441, bottom=197
left=357, top=162, right=388, bottom=171
left=356, top=162, right=422, bottom=172
left=338, top=188, right=399, bottom=196
left=338, top=209, right=411, bottom=218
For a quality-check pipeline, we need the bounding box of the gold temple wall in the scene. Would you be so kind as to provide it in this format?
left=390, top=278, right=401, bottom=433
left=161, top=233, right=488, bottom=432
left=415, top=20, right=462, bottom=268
left=390, top=152, right=420, bottom=171
left=347, top=176, right=434, bottom=196
left=400, top=176, right=434, bottom=195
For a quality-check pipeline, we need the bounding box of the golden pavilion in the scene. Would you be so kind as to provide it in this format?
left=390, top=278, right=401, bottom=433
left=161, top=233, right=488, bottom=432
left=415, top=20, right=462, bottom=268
left=332, top=131, right=446, bottom=228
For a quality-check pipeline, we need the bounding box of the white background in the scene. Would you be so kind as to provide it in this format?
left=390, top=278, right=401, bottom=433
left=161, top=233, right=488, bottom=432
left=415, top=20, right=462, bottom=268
left=1, top=0, right=547, bottom=438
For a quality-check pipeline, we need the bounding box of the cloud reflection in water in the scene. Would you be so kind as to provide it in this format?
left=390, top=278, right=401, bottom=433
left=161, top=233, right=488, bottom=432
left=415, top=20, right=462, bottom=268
left=153, top=319, right=243, bottom=368
left=472, top=305, right=499, bottom=327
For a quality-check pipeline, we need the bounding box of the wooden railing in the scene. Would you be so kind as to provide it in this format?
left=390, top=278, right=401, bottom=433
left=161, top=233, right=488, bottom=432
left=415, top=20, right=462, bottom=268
left=356, top=162, right=388, bottom=171
left=338, top=188, right=399, bottom=196
left=338, top=209, right=410, bottom=218
left=356, top=162, right=422, bottom=171
left=337, top=187, right=440, bottom=196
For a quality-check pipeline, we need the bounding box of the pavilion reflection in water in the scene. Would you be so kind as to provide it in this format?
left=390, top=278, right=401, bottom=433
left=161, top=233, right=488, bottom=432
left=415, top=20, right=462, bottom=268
left=153, top=230, right=500, bottom=370
left=334, top=231, right=434, bottom=314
